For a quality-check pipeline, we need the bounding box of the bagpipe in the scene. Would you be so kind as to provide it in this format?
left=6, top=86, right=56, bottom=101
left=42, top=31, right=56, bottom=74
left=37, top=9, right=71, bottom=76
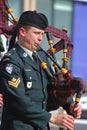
left=35, top=26, right=86, bottom=111
left=0, top=0, right=86, bottom=112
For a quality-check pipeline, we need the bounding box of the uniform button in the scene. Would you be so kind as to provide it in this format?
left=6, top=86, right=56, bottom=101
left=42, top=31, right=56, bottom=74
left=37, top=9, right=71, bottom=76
left=43, top=89, right=45, bottom=92
left=42, top=101, right=46, bottom=109
left=43, top=101, right=45, bottom=103
left=13, top=48, right=16, bottom=50
left=43, top=101, right=46, bottom=105
left=30, top=76, right=32, bottom=80
left=23, top=53, right=27, bottom=57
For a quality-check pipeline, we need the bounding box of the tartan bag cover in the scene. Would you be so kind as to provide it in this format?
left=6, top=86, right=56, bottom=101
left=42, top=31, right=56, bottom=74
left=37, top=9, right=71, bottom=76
left=47, top=72, right=86, bottom=111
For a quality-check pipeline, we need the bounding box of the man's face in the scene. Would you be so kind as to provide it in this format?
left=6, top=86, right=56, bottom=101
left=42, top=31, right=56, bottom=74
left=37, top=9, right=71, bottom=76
left=19, top=26, right=44, bottom=51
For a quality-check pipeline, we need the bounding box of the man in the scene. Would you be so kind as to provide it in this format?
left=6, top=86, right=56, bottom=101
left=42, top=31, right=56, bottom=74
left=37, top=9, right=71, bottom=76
left=0, top=10, right=81, bottom=130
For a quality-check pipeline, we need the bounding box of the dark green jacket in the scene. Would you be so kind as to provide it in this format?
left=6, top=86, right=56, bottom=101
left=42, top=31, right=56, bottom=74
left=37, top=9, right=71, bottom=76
left=0, top=43, right=51, bottom=130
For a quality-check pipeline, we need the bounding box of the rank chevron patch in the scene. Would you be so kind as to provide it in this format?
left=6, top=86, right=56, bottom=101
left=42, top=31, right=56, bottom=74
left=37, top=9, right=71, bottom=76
left=8, top=77, right=21, bottom=88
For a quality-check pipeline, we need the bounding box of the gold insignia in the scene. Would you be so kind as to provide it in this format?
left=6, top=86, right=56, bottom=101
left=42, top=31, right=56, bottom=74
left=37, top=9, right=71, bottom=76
left=3, top=58, right=10, bottom=61
left=8, top=77, right=20, bottom=88
left=5, top=53, right=11, bottom=56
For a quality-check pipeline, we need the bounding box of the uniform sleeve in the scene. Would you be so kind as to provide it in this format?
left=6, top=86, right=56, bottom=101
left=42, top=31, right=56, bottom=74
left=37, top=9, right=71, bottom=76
left=0, top=58, right=51, bottom=129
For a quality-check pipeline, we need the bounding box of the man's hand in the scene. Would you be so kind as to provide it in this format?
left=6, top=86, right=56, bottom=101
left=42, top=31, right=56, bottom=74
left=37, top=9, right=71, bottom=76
left=0, top=94, right=3, bottom=106
left=70, top=103, right=82, bottom=118
left=50, top=113, right=74, bottom=130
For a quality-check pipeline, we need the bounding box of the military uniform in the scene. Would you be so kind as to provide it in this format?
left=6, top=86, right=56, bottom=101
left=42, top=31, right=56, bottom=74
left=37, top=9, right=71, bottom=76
left=0, top=43, right=51, bottom=130
left=0, top=10, right=75, bottom=130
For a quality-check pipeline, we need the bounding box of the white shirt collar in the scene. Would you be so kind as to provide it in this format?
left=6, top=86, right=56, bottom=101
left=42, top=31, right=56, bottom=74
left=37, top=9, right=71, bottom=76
left=18, top=43, right=33, bottom=58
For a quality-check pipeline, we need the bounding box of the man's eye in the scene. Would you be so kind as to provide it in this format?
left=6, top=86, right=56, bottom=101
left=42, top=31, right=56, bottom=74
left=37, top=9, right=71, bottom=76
left=34, top=32, right=39, bottom=34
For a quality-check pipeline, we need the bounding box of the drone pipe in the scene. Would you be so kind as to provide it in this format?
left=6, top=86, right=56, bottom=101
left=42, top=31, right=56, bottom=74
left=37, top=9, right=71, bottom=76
left=39, top=46, right=68, bottom=75
left=33, top=51, right=53, bottom=78
left=62, top=41, right=69, bottom=69
left=46, top=32, right=60, bottom=73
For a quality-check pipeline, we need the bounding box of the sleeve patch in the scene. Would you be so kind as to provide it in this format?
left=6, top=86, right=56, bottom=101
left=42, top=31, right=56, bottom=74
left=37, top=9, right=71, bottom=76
left=8, top=77, right=21, bottom=88
left=5, top=63, right=13, bottom=74
left=3, top=58, right=10, bottom=62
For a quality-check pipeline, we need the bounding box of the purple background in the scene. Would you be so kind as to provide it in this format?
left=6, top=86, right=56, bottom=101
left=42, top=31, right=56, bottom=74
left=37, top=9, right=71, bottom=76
left=72, top=1, right=87, bottom=85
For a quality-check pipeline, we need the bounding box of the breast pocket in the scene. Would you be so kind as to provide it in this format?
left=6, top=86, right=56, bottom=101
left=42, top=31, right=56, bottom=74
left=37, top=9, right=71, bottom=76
left=23, top=67, right=36, bottom=81
left=23, top=67, right=42, bottom=90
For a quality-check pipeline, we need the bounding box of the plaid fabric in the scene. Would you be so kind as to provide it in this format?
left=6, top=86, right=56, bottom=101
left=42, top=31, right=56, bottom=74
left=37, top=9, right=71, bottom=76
left=45, top=26, right=72, bottom=45
left=0, top=0, right=7, bottom=34
left=47, top=73, right=86, bottom=111
left=45, top=26, right=73, bottom=57
left=0, top=0, right=17, bottom=37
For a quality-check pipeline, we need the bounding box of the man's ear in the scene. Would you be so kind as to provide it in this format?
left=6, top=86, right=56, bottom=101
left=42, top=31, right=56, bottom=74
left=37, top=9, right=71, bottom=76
left=19, top=27, right=26, bottom=36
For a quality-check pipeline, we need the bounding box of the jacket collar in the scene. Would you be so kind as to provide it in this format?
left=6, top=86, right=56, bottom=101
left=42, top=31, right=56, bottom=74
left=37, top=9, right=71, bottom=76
left=13, top=43, right=40, bottom=71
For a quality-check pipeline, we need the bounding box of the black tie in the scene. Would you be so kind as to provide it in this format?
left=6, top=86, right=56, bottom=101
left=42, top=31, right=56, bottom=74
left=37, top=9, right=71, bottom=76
left=32, top=52, right=40, bottom=69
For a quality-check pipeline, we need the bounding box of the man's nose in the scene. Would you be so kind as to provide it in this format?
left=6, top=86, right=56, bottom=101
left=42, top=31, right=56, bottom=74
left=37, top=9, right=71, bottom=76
left=38, top=34, right=43, bottom=41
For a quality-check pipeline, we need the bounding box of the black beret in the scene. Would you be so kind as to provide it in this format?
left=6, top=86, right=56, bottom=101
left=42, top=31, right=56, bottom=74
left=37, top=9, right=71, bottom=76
left=18, top=10, right=48, bottom=30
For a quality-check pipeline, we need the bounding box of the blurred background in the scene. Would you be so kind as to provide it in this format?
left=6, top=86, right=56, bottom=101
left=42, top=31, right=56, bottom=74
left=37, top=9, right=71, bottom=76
left=0, top=0, right=87, bottom=130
